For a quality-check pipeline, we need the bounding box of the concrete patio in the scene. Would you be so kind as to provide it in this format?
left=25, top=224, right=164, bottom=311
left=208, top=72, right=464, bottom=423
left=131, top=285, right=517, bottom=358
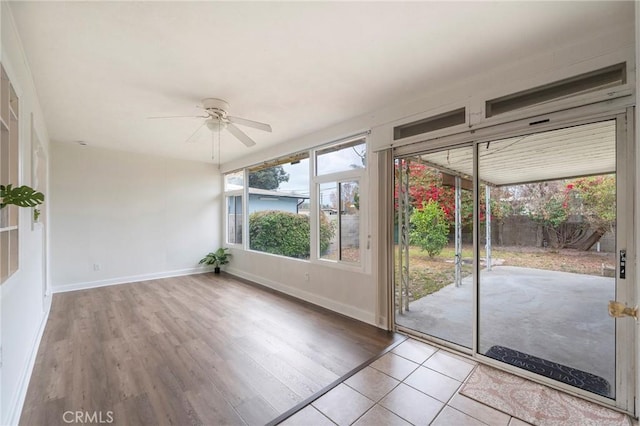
left=397, top=266, right=615, bottom=394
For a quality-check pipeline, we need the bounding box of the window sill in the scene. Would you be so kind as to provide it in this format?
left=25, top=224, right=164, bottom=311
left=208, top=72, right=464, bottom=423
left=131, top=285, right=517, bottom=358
left=232, top=247, right=369, bottom=274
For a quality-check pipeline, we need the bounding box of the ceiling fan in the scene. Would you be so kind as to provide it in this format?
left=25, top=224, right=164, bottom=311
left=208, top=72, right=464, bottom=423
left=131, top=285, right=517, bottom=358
left=148, top=98, right=272, bottom=147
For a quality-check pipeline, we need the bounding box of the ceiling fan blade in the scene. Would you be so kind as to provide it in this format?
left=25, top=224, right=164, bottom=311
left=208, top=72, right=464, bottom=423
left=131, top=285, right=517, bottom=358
left=147, top=115, right=207, bottom=119
left=226, top=122, right=257, bottom=147
left=185, top=121, right=207, bottom=143
left=227, top=115, right=272, bottom=132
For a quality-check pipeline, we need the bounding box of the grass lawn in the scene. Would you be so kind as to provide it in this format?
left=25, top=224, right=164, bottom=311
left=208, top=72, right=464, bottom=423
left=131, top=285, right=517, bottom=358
left=396, top=244, right=615, bottom=301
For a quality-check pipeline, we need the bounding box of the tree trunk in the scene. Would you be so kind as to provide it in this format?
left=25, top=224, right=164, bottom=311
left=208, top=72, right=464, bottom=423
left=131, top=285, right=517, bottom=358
left=536, top=224, right=544, bottom=247
left=576, top=228, right=606, bottom=251
left=547, top=229, right=560, bottom=249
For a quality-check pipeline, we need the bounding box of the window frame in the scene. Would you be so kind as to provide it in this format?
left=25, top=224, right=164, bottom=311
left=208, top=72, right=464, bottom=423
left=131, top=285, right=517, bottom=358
left=225, top=193, right=243, bottom=246
left=311, top=137, right=368, bottom=271
left=315, top=138, right=367, bottom=176
left=222, top=134, right=369, bottom=272
left=223, top=170, right=245, bottom=248
left=315, top=176, right=363, bottom=264
left=246, top=153, right=311, bottom=260
left=0, top=63, right=21, bottom=284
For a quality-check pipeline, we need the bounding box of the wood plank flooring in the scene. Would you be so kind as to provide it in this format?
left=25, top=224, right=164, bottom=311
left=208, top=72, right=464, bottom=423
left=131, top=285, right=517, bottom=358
left=20, top=273, right=398, bottom=426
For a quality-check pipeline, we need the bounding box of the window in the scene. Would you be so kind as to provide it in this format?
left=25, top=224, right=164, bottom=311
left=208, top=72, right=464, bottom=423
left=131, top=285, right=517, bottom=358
left=315, top=138, right=366, bottom=265
left=319, top=180, right=360, bottom=262
left=248, top=153, right=310, bottom=259
left=227, top=195, right=242, bottom=244
left=316, top=139, right=366, bottom=175
left=223, top=134, right=368, bottom=267
left=0, top=64, right=19, bottom=283
left=224, top=171, right=244, bottom=245
left=225, top=170, right=244, bottom=191
left=485, top=63, right=626, bottom=118
left=393, top=108, right=466, bottom=140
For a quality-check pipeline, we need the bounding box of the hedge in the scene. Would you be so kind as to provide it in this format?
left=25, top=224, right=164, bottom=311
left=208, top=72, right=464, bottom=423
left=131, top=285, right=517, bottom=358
left=249, top=210, right=334, bottom=259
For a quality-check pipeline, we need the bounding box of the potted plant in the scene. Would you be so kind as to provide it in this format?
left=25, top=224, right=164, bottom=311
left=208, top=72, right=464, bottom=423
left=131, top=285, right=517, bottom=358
left=199, top=247, right=232, bottom=274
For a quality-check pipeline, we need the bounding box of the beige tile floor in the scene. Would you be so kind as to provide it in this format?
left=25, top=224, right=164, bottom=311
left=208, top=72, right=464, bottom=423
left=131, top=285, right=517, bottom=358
left=278, top=338, right=539, bottom=426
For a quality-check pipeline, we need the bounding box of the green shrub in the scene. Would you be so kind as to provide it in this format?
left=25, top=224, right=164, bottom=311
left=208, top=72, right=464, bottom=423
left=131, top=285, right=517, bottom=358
left=318, top=213, right=335, bottom=255
left=410, top=200, right=450, bottom=257
left=249, top=210, right=334, bottom=258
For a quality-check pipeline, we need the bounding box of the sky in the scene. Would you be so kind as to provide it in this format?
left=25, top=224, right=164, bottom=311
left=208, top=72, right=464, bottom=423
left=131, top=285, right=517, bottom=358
left=278, top=142, right=365, bottom=195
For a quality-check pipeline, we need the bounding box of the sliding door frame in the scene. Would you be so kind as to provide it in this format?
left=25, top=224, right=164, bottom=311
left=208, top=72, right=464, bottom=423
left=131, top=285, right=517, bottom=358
left=390, top=102, right=636, bottom=414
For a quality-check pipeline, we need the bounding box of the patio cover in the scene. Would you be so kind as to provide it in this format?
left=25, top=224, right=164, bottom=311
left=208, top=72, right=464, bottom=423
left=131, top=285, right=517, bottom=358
left=416, top=120, right=616, bottom=187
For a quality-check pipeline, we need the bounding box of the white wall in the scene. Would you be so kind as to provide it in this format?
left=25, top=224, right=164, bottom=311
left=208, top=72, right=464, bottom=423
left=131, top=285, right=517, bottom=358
left=50, top=143, right=221, bottom=292
left=1, top=4, right=52, bottom=424
left=222, top=22, right=635, bottom=330
left=227, top=251, right=376, bottom=323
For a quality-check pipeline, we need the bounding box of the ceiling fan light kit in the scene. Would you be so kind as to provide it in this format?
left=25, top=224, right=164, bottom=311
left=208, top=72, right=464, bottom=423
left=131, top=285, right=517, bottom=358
left=206, top=118, right=227, bottom=132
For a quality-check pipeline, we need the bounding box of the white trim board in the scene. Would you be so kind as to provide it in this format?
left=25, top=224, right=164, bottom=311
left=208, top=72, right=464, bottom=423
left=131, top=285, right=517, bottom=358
left=53, top=266, right=377, bottom=327
left=4, top=301, right=50, bottom=426
left=52, top=266, right=215, bottom=294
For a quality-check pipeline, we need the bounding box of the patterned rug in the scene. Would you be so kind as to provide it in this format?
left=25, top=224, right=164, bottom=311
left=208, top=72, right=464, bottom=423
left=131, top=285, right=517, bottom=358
left=460, top=364, right=631, bottom=426
left=484, top=345, right=611, bottom=397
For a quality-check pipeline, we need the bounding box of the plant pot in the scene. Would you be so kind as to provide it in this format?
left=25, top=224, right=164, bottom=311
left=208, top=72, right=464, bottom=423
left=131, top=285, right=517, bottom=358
left=214, top=267, right=221, bottom=274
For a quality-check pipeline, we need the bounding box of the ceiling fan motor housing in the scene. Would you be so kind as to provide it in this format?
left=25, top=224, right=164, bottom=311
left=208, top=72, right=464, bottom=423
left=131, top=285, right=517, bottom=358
left=202, top=98, right=230, bottom=118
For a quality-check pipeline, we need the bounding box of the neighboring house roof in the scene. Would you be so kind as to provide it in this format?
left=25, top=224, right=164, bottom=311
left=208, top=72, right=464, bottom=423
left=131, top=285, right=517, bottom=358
left=250, top=188, right=310, bottom=199
left=227, top=183, right=309, bottom=199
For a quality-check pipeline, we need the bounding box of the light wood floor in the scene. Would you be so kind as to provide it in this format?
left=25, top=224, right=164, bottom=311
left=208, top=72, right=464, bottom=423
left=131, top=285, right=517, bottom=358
left=20, top=273, right=398, bottom=426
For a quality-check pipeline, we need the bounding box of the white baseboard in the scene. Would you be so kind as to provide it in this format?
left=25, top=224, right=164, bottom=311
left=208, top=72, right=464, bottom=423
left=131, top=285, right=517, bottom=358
left=52, top=266, right=214, bottom=293
left=53, top=267, right=377, bottom=327
left=226, top=267, right=377, bottom=326
left=53, top=265, right=378, bottom=325
left=377, top=315, right=390, bottom=330
left=5, top=302, right=50, bottom=426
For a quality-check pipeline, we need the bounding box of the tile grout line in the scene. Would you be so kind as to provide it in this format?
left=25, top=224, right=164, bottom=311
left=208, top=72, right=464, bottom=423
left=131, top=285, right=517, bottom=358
left=371, top=343, right=486, bottom=426
left=427, top=376, right=474, bottom=426
left=434, top=362, right=507, bottom=426
left=265, top=334, right=408, bottom=426
left=347, top=343, right=475, bottom=426
left=458, top=364, right=526, bottom=425
left=404, top=349, right=468, bottom=426
left=345, top=345, right=431, bottom=425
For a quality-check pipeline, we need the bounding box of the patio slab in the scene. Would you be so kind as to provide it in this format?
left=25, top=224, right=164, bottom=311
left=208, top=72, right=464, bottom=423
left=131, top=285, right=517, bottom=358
left=396, top=266, right=615, bottom=393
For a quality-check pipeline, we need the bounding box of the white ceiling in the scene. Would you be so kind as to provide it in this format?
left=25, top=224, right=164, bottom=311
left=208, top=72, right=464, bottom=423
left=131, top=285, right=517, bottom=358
left=8, top=1, right=633, bottom=165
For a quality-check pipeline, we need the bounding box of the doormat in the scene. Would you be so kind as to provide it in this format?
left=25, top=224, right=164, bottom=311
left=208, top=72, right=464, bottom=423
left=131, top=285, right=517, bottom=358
left=460, top=364, right=631, bottom=426
left=484, top=345, right=611, bottom=397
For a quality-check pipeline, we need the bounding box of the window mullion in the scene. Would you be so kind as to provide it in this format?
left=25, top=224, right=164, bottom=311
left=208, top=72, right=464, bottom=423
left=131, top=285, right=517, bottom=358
left=310, top=150, right=318, bottom=261
left=337, top=182, right=342, bottom=261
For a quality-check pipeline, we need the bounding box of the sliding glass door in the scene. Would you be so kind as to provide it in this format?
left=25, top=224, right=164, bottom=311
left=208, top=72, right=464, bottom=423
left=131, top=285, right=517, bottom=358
left=395, top=145, right=474, bottom=349
left=394, top=112, right=634, bottom=409
left=477, top=120, right=618, bottom=400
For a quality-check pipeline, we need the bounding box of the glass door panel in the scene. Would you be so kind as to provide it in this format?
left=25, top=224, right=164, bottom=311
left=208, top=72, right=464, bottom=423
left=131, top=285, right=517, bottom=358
left=395, top=145, right=474, bottom=348
left=477, top=120, right=617, bottom=399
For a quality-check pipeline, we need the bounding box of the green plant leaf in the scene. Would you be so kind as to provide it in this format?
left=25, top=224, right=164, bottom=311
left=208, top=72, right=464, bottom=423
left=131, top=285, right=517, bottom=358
left=199, top=248, right=231, bottom=267
left=0, top=184, right=45, bottom=208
